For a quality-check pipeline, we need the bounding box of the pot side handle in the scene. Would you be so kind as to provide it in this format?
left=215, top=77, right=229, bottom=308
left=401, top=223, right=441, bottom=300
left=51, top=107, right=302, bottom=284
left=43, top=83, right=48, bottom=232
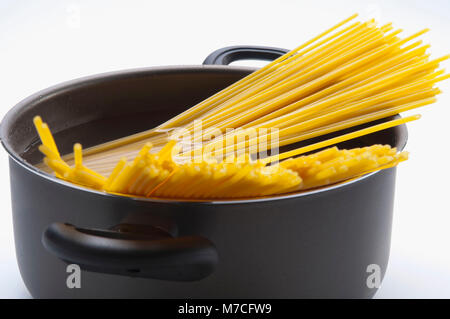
left=42, top=222, right=218, bottom=281
left=203, top=45, right=289, bottom=65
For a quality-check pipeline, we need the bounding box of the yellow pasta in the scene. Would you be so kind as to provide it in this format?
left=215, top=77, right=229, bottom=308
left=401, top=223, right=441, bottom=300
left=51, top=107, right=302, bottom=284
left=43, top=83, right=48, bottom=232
left=34, top=116, right=411, bottom=199
left=282, top=145, right=408, bottom=189
left=31, top=14, right=449, bottom=199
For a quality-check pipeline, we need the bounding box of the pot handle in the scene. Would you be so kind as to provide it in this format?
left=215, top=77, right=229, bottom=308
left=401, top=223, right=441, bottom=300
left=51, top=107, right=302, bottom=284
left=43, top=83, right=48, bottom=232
left=42, top=222, right=218, bottom=281
left=203, top=45, right=289, bottom=65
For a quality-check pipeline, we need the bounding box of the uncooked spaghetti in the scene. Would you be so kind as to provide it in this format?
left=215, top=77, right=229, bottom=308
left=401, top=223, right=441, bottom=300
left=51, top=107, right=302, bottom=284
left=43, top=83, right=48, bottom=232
left=32, top=13, right=448, bottom=199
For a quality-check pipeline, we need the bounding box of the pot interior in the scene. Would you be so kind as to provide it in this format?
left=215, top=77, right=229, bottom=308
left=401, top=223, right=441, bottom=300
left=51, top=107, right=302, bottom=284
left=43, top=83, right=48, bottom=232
left=1, top=65, right=408, bottom=171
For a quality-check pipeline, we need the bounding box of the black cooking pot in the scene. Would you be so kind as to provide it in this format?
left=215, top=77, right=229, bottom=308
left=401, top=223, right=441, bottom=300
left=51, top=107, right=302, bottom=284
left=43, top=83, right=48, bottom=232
left=1, top=46, right=407, bottom=298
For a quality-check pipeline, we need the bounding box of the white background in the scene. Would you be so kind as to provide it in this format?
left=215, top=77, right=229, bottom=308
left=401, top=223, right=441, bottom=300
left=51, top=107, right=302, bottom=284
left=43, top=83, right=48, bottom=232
left=0, top=0, right=449, bottom=298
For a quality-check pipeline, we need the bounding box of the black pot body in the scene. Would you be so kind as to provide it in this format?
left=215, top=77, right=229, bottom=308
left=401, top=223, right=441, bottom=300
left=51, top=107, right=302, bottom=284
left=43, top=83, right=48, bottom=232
left=9, top=157, right=397, bottom=298
left=1, top=48, right=407, bottom=298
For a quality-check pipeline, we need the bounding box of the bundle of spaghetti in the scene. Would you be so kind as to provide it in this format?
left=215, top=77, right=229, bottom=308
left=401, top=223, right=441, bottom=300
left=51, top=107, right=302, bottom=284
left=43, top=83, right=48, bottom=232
left=181, top=40, right=447, bottom=160
left=281, top=145, right=408, bottom=189
left=34, top=115, right=412, bottom=199
left=149, top=156, right=303, bottom=198
left=64, top=14, right=448, bottom=176
left=34, top=116, right=302, bottom=198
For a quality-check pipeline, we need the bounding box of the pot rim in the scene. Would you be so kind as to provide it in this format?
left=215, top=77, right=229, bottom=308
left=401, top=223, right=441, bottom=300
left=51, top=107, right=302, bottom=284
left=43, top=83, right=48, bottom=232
left=0, top=64, right=408, bottom=205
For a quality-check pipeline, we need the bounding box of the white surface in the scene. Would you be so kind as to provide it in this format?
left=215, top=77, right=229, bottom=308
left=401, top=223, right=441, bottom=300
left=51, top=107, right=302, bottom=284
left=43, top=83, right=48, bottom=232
left=0, top=0, right=449, bottom=299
